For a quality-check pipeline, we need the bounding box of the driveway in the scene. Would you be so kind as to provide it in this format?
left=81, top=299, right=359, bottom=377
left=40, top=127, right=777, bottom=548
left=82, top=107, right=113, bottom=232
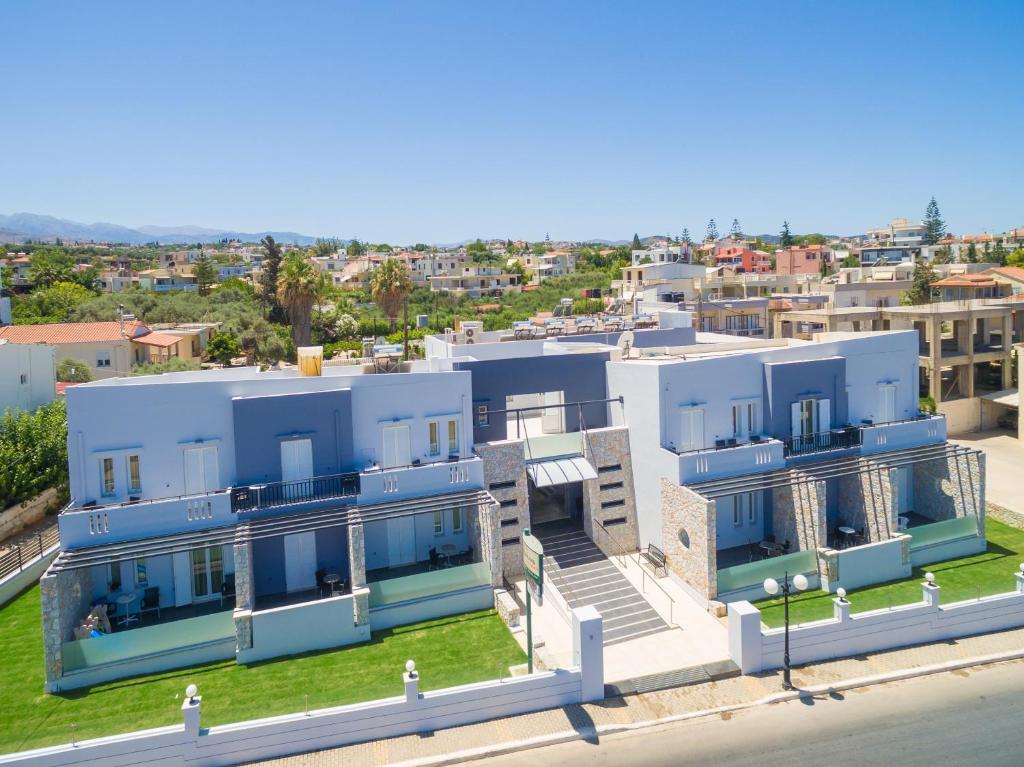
left=951, top=429, right=1024, bottom=516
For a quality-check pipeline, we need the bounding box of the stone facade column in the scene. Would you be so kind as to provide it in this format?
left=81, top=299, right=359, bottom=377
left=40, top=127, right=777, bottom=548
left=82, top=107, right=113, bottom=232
left=470, top=500, right=502, bottom=587
left=929, top=318, right=943, bottom=404
left=661, top=480, right=717, bottom=600
left=582, top=427, right=640, bottom=558
left=348, top=520, right=369, bottom=627
left=232, top=538, right=254, bottom=652
left=475, top=441, right=529, bottom=579
left=836, top=459, right=896, bottom=543
left=771, top=471, right=826, bottom=552
left=40, top=563, right=91, bottom=692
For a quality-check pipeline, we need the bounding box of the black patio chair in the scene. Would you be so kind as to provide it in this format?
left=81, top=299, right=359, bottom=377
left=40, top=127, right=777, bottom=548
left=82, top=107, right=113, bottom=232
left=140, top=587, right=160, bottom=620
left=315, top=568, right=327, bottom=597
left=782, top=540, right=791, bottom=554
left=220, top=573, right=236, bottom=607
left=458, top=545, right=474, bottom=566
left=428, top=548, right=441, bottom=570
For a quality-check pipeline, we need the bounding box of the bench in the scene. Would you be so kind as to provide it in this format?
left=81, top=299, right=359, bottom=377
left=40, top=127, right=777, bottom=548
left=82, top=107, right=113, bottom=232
left=640, top=544, right=667, bottom=576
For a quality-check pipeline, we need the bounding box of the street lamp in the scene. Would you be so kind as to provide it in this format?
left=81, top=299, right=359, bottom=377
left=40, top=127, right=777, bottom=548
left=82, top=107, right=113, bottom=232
left=764, top=571, right=809, bottom=690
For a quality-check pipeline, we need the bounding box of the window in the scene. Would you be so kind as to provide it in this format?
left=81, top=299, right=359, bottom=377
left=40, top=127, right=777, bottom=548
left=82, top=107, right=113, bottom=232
left=452, top=506, right=464, bottom=533
left=107, top=562, right=121, bottom=592
left=127, top=454, right=141, bottom=493
left=447, top=418, right=459, bottom=457
left=731, top=399, right=759, bottom=439
left=19, top=374, right=27, bottom=385
left=135, top=557, right=148, bottom=587
left=100, top=457, right=115, bottom=496
left=96, top=351, right=111, bottom=368
left=733, top=497, right=743, bottom=527
left=477, top=405, right=489, bottom=427
left=878, top=384, right=897, bottom=423
left=428, top=422, right=440, bottom=456
left=433, top=510, right=444, bottom=535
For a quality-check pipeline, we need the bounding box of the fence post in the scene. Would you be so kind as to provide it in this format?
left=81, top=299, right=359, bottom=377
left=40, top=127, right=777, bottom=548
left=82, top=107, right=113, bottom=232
left=1015, top=565, right=1024, bottom=594
left=181, top=686, right=201, bottom=739
left=727, top=601, right=763, bottom=674
left=403, top=660, right=420, bottom=704
left=922, top=573, right=941, bottom=608
left=16, top=546, right=22, bottom=572
left=572, top=605, right=604, bottom=702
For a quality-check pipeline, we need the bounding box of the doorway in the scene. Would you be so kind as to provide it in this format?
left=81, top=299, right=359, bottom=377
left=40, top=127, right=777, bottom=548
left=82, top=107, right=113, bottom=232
left=528, top=480, right=583, bottom=527
left=386, top=516, right=416, bottom=566
left=190, top=545, right=224, bottom=603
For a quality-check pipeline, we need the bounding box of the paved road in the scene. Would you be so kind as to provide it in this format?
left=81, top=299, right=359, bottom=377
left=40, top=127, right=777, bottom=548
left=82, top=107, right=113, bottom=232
left=951, top=430, right=1024, bottom=516
left=469, top=660, right=1024, bottom=767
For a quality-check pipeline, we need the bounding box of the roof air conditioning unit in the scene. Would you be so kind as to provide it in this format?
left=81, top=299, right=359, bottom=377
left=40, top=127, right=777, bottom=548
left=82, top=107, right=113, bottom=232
left=465, top=327, right=476, bottom=338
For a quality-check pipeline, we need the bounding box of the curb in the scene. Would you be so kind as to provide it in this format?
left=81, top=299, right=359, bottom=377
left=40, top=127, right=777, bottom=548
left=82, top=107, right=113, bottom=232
left=387, top=648, right=1024, bottom=767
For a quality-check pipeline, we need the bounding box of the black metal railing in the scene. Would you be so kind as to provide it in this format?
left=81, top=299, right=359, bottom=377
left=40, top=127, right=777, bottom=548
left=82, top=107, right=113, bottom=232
left=0, top=525, right=60, bottom=581
left=231, top=472, right=361, bottom=513
left=783, top=427, right=862, bottom=457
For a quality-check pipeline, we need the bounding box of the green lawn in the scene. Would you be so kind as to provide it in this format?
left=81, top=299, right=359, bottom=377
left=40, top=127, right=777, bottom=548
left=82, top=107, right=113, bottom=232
left=0, top=586, right=525, bottom=755
left=752, top=519, right=1024, bottom=629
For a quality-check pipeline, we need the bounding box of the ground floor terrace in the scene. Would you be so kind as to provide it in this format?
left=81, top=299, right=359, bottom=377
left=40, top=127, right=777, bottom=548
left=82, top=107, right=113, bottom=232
left=659, top=442, right=987, bottom=604
left=40, top=489, right=503, bottom=691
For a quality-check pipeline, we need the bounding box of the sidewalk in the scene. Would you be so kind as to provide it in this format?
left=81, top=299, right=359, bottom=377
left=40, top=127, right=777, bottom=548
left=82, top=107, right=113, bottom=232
left=241, top=625, right=1024, bottom=767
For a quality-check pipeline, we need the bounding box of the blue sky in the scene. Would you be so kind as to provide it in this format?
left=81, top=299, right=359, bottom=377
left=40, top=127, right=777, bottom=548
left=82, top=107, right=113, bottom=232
left=1, top=1, right=1022, bottom=243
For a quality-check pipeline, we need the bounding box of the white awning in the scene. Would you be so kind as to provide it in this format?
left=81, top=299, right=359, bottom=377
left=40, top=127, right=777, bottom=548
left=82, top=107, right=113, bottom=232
left=527, top=456, right=598, bottom=488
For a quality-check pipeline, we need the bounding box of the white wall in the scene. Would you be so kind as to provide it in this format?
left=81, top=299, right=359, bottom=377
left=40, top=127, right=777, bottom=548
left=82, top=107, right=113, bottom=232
left=0, top=343, right=56, bottom=414
left=729, top=579, right=1024, bottom=674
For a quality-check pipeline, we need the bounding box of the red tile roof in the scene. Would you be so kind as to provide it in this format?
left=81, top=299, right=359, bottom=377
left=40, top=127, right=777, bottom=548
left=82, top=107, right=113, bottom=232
left=133, top=332, right=182, bottom=348
left=990, top=266, right=1024, bottom=283
left=0, top=320, right=149, bottom=345
left=930, top=273, right=997, bottom=288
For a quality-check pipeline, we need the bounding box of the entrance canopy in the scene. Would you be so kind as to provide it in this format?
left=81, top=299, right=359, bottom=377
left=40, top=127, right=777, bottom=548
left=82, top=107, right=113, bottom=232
left=527, top=456, right=597, bottom=488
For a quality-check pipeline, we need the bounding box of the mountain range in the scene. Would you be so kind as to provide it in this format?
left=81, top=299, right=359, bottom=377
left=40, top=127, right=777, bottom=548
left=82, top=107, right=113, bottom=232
left=0, top=213, right=320, bottom=246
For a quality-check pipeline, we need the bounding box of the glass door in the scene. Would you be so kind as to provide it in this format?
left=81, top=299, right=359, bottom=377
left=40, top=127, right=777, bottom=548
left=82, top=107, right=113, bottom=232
left=190, top=546, right=224, bottom=603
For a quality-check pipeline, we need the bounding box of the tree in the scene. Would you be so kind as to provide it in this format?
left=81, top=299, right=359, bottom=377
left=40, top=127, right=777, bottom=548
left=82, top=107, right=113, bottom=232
left=15, top=281, right=95, bottom=322
left=206, top=331, right=241, bottom=364
left=1007, top=247, right=1024, bottom=267
left=27, top=249, right=74, bottom=288
left=260, top=235, right=284, bottom=321
left=932, top=245, right=952, bottom=265
left=780, top=221, right=793, bottom=248
left=923, top=197, right=946, bottom=245
left=370, top=258, right=413, bottom=332
left=992, top=239, right=1008, bottom=266
left=56, top=358, right=92, bottom=383
left=705, top=219, right=718, bottom=242
left=902, top=261, right=938, bottom=305
left=347, top=238, right=367, bottom=257
left=131, top=358, right=200, bottom=376
left=312, top=238, right=342, bottom=258
left=680, top=228, right=691, bottom=245
left=276, top=253, right=319, bottom=348
left=193, top=255, right=217, bottom=297
left=965, top=242, right=978, bottom=263
left=730, top=218, right=742, bottom=238
left=631, top=233, right=642, bottom=249
left=840, top=253, right=860, bottom=268
left=0, top=400, right=69, bottom=508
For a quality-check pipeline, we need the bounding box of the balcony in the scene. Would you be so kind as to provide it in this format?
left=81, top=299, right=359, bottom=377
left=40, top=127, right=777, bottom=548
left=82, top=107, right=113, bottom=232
left=675, top=438, right=786, bottom=484
left=358, top=456, right=484, bottom=504
left=860, top=414, right=946, bottom=455
left=230, top=472, right=361, bottom=514
left=783, top=427, right=862, bottom=458
left=59, top=490, right=234, bottom=549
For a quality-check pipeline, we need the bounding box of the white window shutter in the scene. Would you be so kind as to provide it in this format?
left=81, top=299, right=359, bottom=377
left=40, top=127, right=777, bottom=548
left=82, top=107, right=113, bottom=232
left=679, top=410, right=693, bottom=451
left=817, top=399, right=831, bottom=432
left=691, top=409, right=705, bottom=450
left=791, top=402, right=803, bottom=437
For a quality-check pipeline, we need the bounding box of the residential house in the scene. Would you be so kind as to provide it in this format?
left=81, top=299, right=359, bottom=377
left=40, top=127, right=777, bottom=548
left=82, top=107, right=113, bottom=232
left=714, top=248, right=771, bottom=274
left=42, top=358, right=497, bottom=691
left=930, top=272, right=1008, bottom=303
left=515, top=250, right=576, bottom=283
left=681, top=297, right=768, bottom=337
left=776, top=245, right=833, bottom=275
left=606, top=330, right=985, bottom=604
left=0, top=263, right=11, bottom=324
left=96, top=269, right=135, bottom=294
left=428, top=265, right=521, bottom=297
left=138, top=269, right=198, bottom=293
left=0, top=340, right=56, bottom=413
left=0, top=320, right=153, bottom=379
left=987, top=266, right=1024, bottom=296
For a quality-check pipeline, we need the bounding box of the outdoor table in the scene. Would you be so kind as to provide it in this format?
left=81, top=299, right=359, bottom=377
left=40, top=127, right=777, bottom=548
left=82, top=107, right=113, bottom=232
left=440, top=543, right=457, bottom=566
left=838, top=526, right=856, bottom=548
left=759, top=541, right=782, bottom=558
left=116, top=593, right=137, bottom=627
left=324, top=572, right=341, bottom=595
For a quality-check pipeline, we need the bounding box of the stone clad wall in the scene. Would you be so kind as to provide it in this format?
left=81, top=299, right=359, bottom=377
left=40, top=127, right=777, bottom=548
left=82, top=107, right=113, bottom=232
left=40, top=564, right=91, bottom=689
left=771, top=471, right=825, bottom=552
left=475, top=441, right=529, bottom=578
left=348, top=521, right=369, bottom=626
left=913, top=452, right=986, bottom=531
left=836, top=461, right=896, bottom=543
left=582, top=427, right=640, bottom=558
left=232, top=539, right=254, bottom=651
left=661, top=480, right=717, bottom=600
left=469, top=499, right=502, bottom=587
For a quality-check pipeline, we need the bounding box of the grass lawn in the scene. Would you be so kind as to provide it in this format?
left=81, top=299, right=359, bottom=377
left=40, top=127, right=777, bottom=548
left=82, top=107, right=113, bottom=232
left=753, top=519, right=1024, bottom=629
left=0, top=586, right=525, bottom=755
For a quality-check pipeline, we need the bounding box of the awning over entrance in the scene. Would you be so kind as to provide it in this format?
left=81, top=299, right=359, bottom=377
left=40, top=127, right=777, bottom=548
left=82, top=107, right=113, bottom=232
left=527, top=456, right=597, bottom=487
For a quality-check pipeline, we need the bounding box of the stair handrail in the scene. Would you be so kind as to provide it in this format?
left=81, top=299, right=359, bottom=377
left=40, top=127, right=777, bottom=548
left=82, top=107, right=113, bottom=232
left=596, top=520, right=677, bottom=628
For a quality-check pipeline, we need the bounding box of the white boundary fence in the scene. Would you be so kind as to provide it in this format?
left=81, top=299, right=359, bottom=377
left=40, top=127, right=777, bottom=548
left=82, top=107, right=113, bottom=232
left=729, top=570, right=1024, bottom=674
left=0, top=606, right=604, bottom=767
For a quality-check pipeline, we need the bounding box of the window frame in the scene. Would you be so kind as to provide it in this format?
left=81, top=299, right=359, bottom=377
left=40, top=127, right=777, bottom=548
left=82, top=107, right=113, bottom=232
left=100, top=456, right=116, bottom=496
left=126, top=454, right=142, bottom=493
left=432, top=510, right=444, bottom=536
left=428, top=421, right=441, bottom=456
left=447, top=418, right=460, bottom=457
left=452, top=506, right=464, bottom=533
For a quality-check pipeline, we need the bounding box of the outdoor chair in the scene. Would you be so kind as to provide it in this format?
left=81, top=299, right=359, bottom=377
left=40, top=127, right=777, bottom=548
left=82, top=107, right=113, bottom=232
left=140, top=587, right=160, bottom=620
left=458, top=545, right=474, bottom=566
left=220, top=573, right=236, bottom=607
left=428, top=548, right=441, bottom=570
left=315, top=568, right=327, bottom=597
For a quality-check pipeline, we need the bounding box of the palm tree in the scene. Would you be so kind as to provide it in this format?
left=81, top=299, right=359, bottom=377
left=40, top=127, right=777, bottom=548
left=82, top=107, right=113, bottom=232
left=276, top=253, right=318, bottom=348
left=370, top=259, right=412, bottom=332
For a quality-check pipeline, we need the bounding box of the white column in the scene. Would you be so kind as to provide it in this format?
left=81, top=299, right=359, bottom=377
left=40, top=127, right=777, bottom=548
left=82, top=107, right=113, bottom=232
left=572, top=606, right=604, bottom=702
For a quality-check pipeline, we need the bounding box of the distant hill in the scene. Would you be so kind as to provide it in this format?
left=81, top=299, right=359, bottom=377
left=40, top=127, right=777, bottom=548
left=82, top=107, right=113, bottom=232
left=0, top=212, right=321, bottom=246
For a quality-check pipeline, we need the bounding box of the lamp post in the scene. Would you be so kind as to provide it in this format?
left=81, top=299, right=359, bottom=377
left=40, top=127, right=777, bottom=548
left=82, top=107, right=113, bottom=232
left=763, top=572, right=809, bottom=690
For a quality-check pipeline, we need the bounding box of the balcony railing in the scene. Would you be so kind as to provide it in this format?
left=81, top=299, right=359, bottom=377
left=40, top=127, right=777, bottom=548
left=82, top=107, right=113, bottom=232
left=230, top=472, right=361, bottom=513
left=783, top=427, right=862, bottom=457
left=675, top=438, right=785, bottom=483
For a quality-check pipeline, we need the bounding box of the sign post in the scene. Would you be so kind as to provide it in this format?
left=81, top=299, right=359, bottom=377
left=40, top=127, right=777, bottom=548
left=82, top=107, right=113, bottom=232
left=521, top=528, right=544, bottom=674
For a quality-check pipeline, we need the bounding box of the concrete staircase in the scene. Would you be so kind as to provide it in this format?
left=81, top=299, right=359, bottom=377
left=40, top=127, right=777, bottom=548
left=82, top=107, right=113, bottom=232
left=533, top=523, right=668, bottom=646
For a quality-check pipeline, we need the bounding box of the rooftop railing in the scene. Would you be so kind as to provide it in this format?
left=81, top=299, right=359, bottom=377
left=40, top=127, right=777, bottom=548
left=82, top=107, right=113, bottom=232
left=783, top=427, right=862, bottom=457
